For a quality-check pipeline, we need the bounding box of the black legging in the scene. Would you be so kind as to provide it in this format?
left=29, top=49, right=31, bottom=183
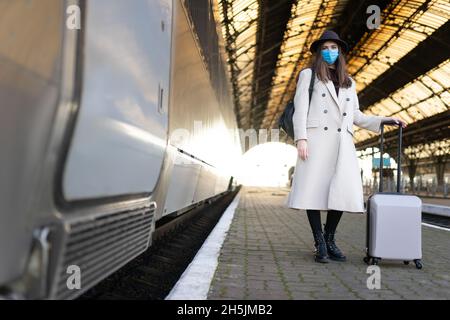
left=306, top=209, right=343, bottom=234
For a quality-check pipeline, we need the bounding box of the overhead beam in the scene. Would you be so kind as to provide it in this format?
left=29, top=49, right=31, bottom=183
left=358, top=21, right=450, bottom=110
left=355, top=110, right=450, bottom=151
left=251, top=0, right=295, bottom=130
left=337, top=0, right=392, bottom=51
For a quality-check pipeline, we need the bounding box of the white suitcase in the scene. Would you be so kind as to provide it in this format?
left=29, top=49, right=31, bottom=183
left=364, top=120, right=423, bottom=269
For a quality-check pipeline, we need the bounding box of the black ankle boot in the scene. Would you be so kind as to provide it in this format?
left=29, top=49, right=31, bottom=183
left=324, top=231, right=346, bottom=261
left=312, top=231, right=329, bottom=263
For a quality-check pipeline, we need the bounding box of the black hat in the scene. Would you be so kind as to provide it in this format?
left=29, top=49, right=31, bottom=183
left=310, top=30, right=349, bottom=53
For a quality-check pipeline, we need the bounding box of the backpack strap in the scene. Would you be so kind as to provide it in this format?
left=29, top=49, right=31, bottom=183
left=307, top=68, right=315, bottom=116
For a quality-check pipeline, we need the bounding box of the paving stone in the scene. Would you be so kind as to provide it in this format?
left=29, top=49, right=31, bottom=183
left=207, top=186, right=450, bottom=300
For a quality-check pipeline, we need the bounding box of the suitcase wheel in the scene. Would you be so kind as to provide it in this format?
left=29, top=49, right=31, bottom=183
left=363, top=256, right=370, bottom=265
left=403, top=261, right=409, bottom=265
left=371, top=257, right=379, bottom=265
left=414, top=259, right=423, bottom=270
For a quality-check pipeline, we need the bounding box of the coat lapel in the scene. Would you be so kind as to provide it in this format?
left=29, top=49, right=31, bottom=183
left=324, top=80, right=342, bottom=113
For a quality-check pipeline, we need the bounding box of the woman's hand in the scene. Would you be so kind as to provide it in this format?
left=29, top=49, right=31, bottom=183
left=390, top=117, right=407, bottom=128
left=296, top=139, right=308, bottom=160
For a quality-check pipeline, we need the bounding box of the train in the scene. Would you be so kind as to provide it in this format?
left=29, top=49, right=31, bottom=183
left=0, top=0, right=242, bottom=299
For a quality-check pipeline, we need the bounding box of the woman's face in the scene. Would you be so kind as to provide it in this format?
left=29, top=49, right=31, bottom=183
left=321, top=40, right=339, bottom=52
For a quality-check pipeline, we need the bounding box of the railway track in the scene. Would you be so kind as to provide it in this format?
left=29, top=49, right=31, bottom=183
left=78, top=186, right=241, bottom=300
left=422, top=212, right=450, bottom=229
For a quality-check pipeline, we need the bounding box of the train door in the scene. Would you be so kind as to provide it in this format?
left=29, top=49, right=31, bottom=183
left=63, top=0, right=172, bottom=201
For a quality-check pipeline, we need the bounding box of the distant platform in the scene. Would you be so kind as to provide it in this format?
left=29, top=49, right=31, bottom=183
left=363, top=193, right=450, bottom=217
left=207, top=186, right=450, bottom=300
left=418, top=196, right=450, bottom=218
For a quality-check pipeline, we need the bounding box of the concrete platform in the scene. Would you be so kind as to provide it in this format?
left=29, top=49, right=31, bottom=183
left=207, top=186, right=450, bottom=300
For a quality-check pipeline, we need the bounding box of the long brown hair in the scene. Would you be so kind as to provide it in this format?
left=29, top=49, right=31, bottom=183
left=309, top=42, right=352, bottom=88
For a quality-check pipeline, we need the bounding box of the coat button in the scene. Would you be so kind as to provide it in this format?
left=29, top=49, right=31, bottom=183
left=346, top=97, right=350, bottom=101
left=324, top=109, right=328, bottom=113
left=338, top=128, right=341, bottom=132
left=343, top=112, right=347, bottom=116
left=324, top=126, right=328, bottom=131
left=322, top=93, right=326, bottom=97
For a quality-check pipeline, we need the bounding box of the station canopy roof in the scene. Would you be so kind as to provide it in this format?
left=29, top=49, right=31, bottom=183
left=216, top=0, right=449, bottom=154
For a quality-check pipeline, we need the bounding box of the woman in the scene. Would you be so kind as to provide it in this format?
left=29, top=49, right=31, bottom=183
left=285, top=30, right=407, bottom=263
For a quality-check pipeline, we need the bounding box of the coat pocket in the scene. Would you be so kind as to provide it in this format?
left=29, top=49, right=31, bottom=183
left=306, top=119, right=319, bottom=128
left=346, top=123, right=354, bottom=136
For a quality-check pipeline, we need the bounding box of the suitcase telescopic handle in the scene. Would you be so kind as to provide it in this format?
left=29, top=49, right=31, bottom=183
left=379, top=119, right=403, bottom=193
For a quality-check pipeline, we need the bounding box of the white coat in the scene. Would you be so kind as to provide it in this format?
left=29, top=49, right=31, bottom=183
left=285, top=68, right=391, bottom=213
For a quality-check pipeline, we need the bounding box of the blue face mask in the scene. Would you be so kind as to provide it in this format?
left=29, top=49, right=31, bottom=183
left=321, top=48, right=339, bottom=64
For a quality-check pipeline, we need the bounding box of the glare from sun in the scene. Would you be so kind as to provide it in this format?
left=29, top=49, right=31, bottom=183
left=237, top=142, right=297, bottom=187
